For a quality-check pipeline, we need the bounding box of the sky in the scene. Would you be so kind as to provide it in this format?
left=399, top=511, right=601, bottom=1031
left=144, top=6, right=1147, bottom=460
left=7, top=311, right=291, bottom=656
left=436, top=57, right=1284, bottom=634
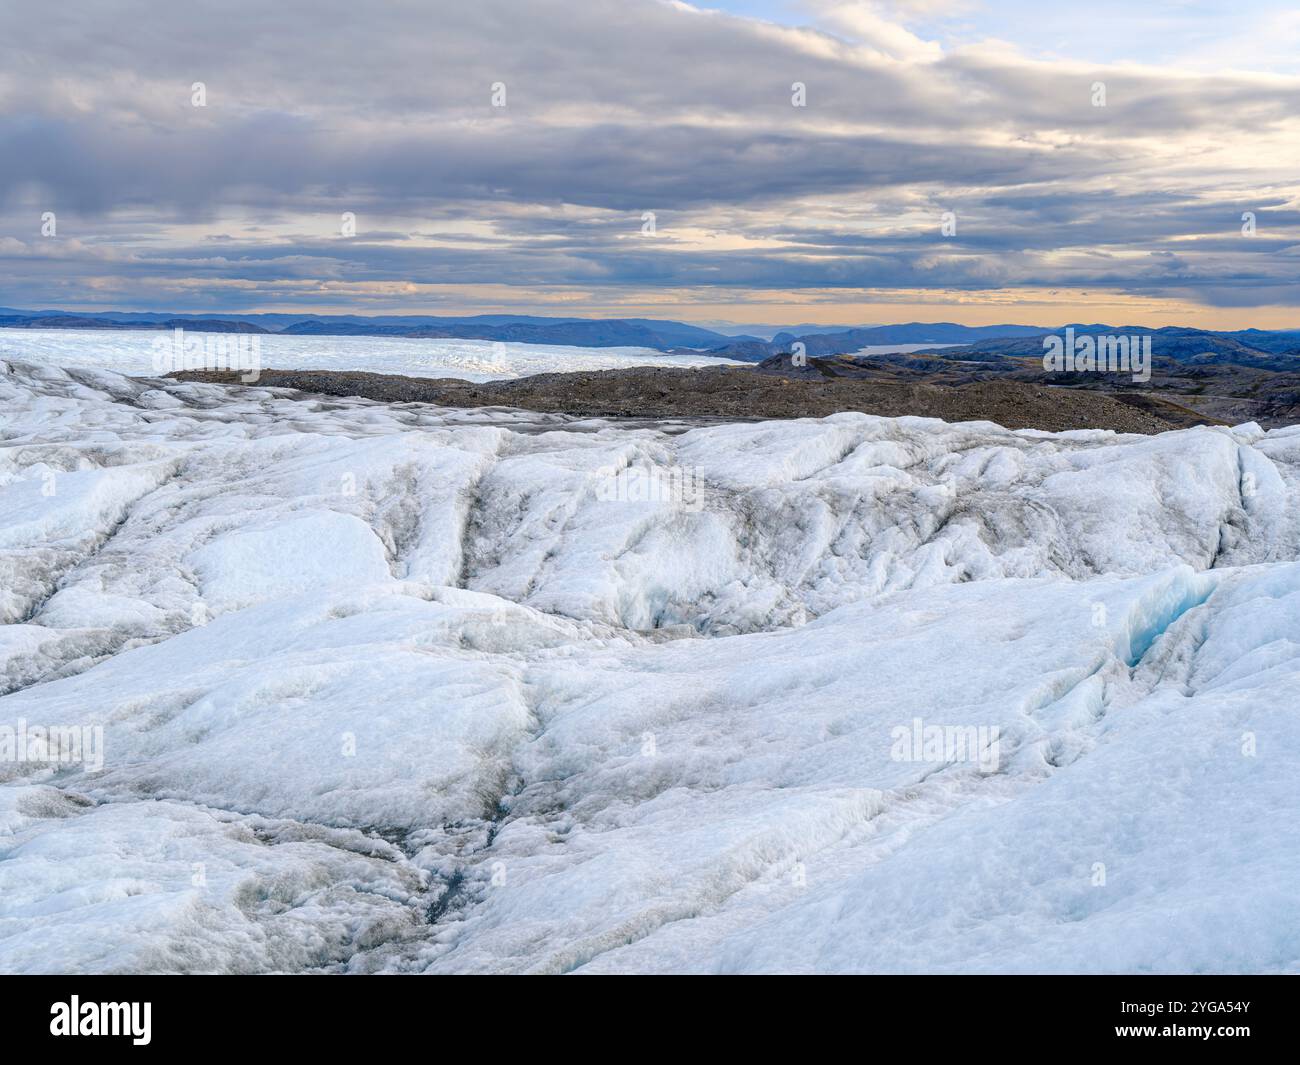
left=0, top=0, right=1297, bottom=329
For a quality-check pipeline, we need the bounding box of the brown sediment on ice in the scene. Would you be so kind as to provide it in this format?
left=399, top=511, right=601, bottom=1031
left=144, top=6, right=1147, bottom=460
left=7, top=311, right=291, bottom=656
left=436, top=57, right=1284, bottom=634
left=169, top=360, right=1222, bottom=434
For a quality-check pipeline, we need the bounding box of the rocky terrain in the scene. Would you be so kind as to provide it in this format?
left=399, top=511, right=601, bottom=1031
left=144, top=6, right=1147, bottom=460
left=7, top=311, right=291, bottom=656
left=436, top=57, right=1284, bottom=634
left=171, top=363, right=1218, bottom=434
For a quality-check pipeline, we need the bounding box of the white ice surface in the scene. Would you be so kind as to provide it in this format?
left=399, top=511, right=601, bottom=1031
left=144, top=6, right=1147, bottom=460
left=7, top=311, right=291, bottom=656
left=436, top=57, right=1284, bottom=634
left=0, top=328, right=743, bottom=382
left=1, top=357, right=1298, bottom=973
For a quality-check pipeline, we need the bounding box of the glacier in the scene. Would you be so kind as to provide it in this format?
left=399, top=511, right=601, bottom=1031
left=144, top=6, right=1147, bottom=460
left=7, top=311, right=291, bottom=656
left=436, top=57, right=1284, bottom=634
left=1, top=356, right=1299, bottom=973
left=0, top=328, right=742, bottom=382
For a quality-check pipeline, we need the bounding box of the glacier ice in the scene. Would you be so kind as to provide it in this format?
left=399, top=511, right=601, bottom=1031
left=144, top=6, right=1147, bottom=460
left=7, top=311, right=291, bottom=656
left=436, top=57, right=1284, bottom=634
left=0, top=328, right=742, bottom=382
left=2, top=357, right=1299, bottom=973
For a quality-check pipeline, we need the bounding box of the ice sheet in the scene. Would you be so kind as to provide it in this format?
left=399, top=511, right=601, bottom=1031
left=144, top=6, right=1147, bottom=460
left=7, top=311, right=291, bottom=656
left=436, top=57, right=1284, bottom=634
left=2, top=357, right=1298, bottom=973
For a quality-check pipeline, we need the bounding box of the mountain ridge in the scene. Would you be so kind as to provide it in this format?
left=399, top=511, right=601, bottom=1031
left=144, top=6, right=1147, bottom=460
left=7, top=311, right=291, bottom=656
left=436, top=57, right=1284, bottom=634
left=3, top=309, right=1297, bottom=367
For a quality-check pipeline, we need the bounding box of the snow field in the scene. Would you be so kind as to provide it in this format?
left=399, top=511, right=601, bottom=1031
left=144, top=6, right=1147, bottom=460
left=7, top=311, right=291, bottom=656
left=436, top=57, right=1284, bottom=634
left=2, top=358, right=1299, bottom=972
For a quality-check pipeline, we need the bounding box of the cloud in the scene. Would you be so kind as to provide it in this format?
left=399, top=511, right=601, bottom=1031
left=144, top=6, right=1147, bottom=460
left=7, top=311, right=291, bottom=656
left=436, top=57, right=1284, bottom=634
left=0, top=0, right=1296, bottom=317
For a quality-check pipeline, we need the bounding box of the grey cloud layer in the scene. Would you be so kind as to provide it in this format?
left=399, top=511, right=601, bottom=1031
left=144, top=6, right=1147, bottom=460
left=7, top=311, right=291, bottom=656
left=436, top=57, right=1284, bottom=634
left=0, top=0, right=1297, bottom=310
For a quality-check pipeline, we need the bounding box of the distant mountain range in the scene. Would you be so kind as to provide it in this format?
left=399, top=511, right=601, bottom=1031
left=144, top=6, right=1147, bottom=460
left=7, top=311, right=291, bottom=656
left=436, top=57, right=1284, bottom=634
left=907, top=326, right=1300, bottom=370
left=682, top=323, right=1300, bottom=367
left=686, top=322, right=879, bottom=341
left=1, top=309, right=1297, bottom=368
left=0, top=309, right=752, bottom=350
left=0, top=308, right=1065, bottom=352
left=0, top=313, right=271, bottom=334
